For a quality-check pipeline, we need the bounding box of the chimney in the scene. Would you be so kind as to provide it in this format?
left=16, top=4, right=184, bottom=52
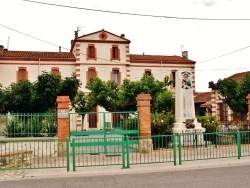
left=74, top=31, right=78, bottom=38
left=182, top=51, right=188, bottom=59
left=120, top=34, right=125, bottom=38
left=59, top=46, right=61, bottom=53
left=0, top=45, right=4, bottom=55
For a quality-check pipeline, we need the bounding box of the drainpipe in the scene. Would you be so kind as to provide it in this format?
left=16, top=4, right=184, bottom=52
left=38, top=58, right=41, bottom=76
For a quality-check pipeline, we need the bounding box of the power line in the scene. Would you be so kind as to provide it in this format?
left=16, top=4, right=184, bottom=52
left=0, top=23, right=59, bottom=48
left=197, top=46, right=250, bottom=64
left=1, top=23, right=249, bottom=70
left=0, top=23, right=114, bottom=63
left=23, top=0, right=250, bottom=21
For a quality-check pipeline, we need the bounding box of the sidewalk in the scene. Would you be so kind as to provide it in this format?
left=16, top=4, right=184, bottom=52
left=1, top=157, right=250, bottom=181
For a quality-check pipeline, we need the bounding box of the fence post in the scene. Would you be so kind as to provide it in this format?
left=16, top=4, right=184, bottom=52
left=173, top=134, right=176, bottom=165
left=56, top=96, right=70, bottom=157
left=237, top=130, right=241, bottom=159
left=126, top=135, right=130, bottom=168
left=72, top=138, right=76, bottom=171
left=136, top=94, right=152, bottom=153
left=122, top=136, right=126, bottom=168
left=66, top=138, right=70, bottom=172
left=178, top=134, right=182, bottom=165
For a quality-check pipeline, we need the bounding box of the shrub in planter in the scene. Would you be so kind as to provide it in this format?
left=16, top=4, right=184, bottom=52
left=183, top=118, right=195, bottom=129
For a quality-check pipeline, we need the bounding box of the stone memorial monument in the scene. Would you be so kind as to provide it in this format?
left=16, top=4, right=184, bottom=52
left=173, top=71, right=205, bottom=145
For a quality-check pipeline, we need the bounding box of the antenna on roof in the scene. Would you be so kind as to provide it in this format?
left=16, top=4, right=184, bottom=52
left=7, top=37, right=10, bottom=50
left=77, top=26, right=85, bottom=33
left=181, top=45, right=184, bottom=53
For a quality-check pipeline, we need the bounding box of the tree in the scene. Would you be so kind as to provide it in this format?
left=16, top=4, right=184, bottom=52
left=58, top=73, right=81, bottom=101
left=0, top=71, right=81, bottom=113
left=86, top=75, right=174, bottom=113
left=209, top=72, right=250, bottom=120
left=152, top=90, right=174, bottom=113
left=71, top=91, right=96, bottom=130
left=86, top=78, right=120, bottom=111
left=33, top=71, right=62, bottom=112
left=2, top=80, right=34, bottom=113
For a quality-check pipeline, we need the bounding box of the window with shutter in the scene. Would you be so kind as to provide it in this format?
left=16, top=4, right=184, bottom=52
left=17, top=67, right=28, bottom=83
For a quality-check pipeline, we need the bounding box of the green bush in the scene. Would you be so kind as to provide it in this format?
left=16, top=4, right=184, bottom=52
left=197, top=115, right=221, bottom=143
left=151, top=112, right=175, bottom=135
left=3, top=114, right=57, bottom=137
left=197, top=115, right=221, bottom=133
left=3, top=117, right=27, bottom=137
left=151, top=112, right=175, bottom=149
left=126, top=116, right=138, bottom=130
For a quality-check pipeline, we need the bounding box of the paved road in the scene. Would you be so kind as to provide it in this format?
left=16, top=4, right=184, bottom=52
left=1, top=164, right=250, bottom=188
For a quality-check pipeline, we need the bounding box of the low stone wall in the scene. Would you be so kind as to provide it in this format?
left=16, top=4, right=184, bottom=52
left=0, top=137, right=61, bottom=168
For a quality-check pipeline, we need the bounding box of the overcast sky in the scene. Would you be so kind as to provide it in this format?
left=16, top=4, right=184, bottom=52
left=1, top=0, right=250, bottom=92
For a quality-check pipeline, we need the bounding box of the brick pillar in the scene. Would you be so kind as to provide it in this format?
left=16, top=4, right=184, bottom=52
left=136, top=94, right=152, bottom=153
left=56, top=96, right=70, bottom=157
left=246, top=94, right=250, bottom=126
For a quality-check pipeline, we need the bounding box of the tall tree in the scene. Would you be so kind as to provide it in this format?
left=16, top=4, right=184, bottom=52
left=209, top=72, right=250, bottom=120
left=33, top=71, right=62, bottom=112
left=2, top=80, right=34, bottom=113
left=85, top=75, right=174, bottom=113
left=59, top=73, right=81, bottom=101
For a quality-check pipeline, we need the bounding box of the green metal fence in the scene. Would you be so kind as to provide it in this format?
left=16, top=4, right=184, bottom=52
left=128, top=135, right=176, bottom=165
left=0, top=113, right=57, bottom=137
left=70, top=135, right=176, bottom=171
left=178, top=131, right=250, bottom=164
left=0, top=138, right=68, bottom=170
left=1, top=130, right=250, bottom=171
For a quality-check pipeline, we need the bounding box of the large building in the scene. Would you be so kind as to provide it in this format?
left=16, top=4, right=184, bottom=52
left=0, top=29, right=196, bottom=91
left=0, top=29, right=198, bottom=130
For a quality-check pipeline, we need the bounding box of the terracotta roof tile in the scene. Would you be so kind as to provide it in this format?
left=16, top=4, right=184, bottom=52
left=227, top=71, right=250, bottom=81
left=0, top=50, right=75, bottom=61
left=194, top=92, right=211, bottom=103
left=130, top=54, right=195, bottom=64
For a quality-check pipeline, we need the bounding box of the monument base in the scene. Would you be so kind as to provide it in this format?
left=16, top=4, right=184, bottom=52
left=173, top=122, right=206, bottom=146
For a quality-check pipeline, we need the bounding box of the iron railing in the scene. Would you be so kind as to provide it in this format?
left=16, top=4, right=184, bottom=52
left=0, top=113, right=57, bottom=137
left=1, top=131, right=250, bottom=171
left=0, top=138, right=68, bottom=170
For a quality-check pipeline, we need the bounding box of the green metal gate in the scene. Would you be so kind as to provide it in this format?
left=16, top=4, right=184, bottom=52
left=69, top=111, right=139, bottom=169
left=69, top=111, right=139, bottom=137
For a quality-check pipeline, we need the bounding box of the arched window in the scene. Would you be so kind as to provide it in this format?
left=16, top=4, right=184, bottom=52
left=51, top=67, right=60, bottom=75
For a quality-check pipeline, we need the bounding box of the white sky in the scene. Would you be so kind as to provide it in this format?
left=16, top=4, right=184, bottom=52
left=1, top=0, right=250, bottom=92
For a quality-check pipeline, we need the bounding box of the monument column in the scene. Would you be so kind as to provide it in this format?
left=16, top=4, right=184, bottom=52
left=56, top=96, right=70, bottom=157
left=173, top=71, right=205, bottom=146
left=136, top=94, right=152, bottom=153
